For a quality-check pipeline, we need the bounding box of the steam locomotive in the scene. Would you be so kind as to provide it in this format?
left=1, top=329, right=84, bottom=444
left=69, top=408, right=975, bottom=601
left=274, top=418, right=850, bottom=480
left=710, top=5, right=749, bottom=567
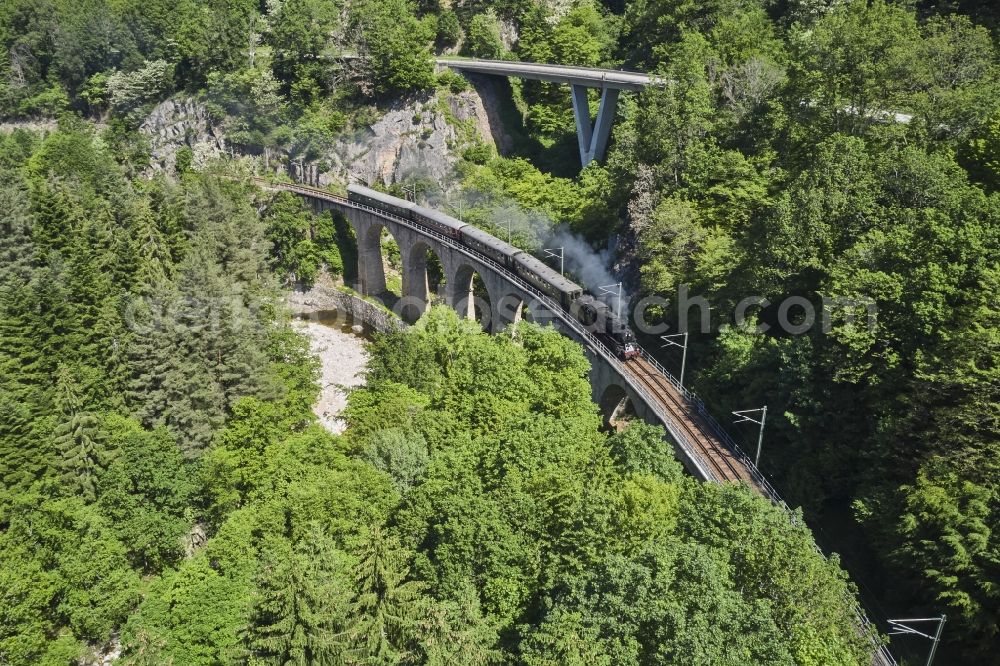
left=347, top=184, right=640, bottom=360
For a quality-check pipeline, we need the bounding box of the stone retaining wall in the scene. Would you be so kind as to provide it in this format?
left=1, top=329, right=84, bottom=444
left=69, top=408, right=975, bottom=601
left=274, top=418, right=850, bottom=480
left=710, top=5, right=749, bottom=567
left=286, top=276, right=407, bottom=334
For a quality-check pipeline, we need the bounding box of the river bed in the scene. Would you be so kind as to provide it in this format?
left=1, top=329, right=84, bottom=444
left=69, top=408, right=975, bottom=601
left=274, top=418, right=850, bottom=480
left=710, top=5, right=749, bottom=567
left=293, top=311, right=371, bottom=434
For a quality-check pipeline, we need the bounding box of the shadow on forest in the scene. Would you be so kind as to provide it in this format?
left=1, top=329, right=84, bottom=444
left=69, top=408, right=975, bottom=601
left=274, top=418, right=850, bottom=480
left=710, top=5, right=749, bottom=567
left=466, top=74, right=580, bottom=178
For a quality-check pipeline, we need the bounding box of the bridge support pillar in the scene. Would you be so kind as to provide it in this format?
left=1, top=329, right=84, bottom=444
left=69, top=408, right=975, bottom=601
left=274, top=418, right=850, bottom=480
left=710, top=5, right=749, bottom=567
left=347, top=211, right=387, bottom=297
left=401, top=242, right=434, bottom=323
left=492, top=292, right=527, bottom=332
left=571, top=85, right=620, bottom=167
left=446, top=263, right=478, bottom=323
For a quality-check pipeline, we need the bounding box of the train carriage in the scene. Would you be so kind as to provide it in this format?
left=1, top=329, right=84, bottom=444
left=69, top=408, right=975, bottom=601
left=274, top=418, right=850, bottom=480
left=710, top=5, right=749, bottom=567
left=512, top=252, right=583, bottom=310
left=411, top=205, right=467, bottom=240
left=461, top=225, right=521, bottom=268
left=347, top=184, right=416, bottom=220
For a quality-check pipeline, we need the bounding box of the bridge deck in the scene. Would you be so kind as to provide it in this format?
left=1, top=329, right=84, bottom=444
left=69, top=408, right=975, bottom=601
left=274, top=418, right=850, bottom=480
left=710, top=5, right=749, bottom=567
left=436, top=57, right=654, bottom=91
left=625, top=356, right=758, bottom=486
left=437, top=58, right=916, bottom=126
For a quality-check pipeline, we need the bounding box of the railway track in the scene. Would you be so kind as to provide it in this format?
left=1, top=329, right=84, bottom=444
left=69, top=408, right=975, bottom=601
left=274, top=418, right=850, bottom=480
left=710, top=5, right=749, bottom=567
left=624, top=356, right=758, bottom=487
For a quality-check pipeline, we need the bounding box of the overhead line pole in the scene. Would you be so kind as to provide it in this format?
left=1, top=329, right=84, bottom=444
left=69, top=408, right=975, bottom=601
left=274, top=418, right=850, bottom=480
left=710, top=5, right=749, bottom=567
left=598, top=282, right=623, bottom=319
left=661, top=332, right=689, bottom=390
left=543, top=247, right=564, bottom=276
left=888, top=615, right=946, bottom=666
left=733, top=406, right=767, bottom=468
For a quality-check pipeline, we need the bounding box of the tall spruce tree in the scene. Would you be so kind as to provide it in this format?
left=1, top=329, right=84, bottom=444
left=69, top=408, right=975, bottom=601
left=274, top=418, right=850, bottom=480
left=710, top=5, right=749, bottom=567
left=125, top=196, right=172, bottom=291
left=28, top=176, right=85, bottom=260
left=242, top=525, right=350, bottom=665
left=54, top=411, right=106, bottom=502
left=345, top=526, right=426, bottom=663
left=0, top=180, right=35, bottom=285
left=0, top=391, right=46, bottom=502
left=52, top=365, right=110, bottom=502
left=126, top=284, right=227, bottom=457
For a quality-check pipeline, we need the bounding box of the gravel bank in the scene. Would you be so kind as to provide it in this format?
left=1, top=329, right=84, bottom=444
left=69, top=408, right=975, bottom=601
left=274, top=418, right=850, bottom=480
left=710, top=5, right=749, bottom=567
left=294, top=319, right=370, bottom=434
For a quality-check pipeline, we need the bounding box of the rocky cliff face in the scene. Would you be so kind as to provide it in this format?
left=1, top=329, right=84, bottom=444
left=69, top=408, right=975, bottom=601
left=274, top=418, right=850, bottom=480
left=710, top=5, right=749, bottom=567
left=140, top=85, right=502, bottom=187
left=317, top=89, right=496, bottom=188
left=139, top=99, right=226, bottom=172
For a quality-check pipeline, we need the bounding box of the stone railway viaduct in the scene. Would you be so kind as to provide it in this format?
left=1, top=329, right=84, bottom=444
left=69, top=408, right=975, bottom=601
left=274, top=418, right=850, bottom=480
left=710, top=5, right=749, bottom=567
left=260, top=178, right=898, bottom=665
left=275, top=180, right=673, bottom=459
left=263, top=179, right=780, bottom=490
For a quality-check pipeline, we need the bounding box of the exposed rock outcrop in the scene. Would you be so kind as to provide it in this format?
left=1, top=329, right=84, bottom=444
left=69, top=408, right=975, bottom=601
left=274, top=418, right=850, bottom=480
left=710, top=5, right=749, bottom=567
left=139, top=99, right=226, bottom=172
left=318, top=89, right=495, bottom=188
left=499, top=18, right=520, bottom=50
left=138, top=84, right=504, bottom=188
left=462, top=75, right=516, bottom=155
left=0, top=119, right=59, bottom=134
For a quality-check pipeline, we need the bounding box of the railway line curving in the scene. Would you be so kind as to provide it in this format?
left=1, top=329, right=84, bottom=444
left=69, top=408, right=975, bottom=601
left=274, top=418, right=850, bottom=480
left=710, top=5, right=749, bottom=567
left=256, top=177, right=896, bottom=666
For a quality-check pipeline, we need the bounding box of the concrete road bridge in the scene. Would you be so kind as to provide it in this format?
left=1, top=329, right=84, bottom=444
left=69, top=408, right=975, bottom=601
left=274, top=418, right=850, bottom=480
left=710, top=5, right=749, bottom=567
left=436, top=57, right=657, bottom=167
left=260, top=177, right=895, bottom=666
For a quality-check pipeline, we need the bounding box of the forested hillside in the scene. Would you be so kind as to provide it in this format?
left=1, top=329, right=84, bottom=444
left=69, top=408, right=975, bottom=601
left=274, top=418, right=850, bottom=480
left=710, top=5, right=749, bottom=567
left=1, top=0, right=998, bottom=663
left=0, top=123, right=874, bottom=663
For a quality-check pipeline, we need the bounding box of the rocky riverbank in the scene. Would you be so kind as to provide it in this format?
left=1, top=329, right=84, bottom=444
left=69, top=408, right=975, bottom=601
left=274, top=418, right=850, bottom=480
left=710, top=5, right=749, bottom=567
left=294, top=318, right=370, bottom=435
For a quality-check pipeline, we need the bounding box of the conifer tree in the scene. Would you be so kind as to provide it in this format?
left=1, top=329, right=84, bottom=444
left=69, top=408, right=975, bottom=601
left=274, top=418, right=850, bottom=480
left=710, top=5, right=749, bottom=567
left=0, top=180, right=35, bottom=285
left=126, top=274, right=231, bottom=457
left=28, top=176, right=85, bottom=259
left=54, top=364, right=84, bottom=415
left=2, top=262, right=78, bottom=398
left=126, top=287, right=226, bottom=457
left=54, top=411, right=107, bottom=502
left=126, top=196, right=173, bottom=291
left=0, top=391, right=47, bottom=501
left=52, top=365, right=111, bottom=502
left=345, top=526, right=427, bottom=664
left=90, top=297, right=131, bottom=412
left=242, top=525, right=350, bottom=665
left=416, top=586, right=498, bottom=666
left=0, top=281, right=37, bottom=398
left=125, top=285, right=175, bottom=432
left=65, top=214, right=116, bottom=353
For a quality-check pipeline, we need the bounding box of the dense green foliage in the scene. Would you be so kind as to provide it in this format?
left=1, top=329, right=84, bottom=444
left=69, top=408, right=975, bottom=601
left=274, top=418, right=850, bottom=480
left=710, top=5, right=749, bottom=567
left=403, top=3, right=1000, bottom=660
left=0, top=117, right=880, bottom=664
left=600, top=5, right=999, bottom=662
left=0, top=122, right=324, bottom=662
left=263, top=191, right=344, bottom=288
left=0, top=131, right=877, bottom=663
left=2, top=0, right=999, bottom=662
left=347, top=307, right=876, bottom=664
